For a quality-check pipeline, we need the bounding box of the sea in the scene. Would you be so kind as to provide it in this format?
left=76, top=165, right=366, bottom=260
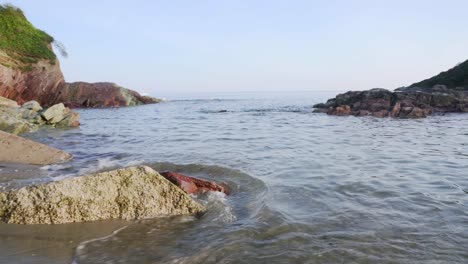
left=0, top=91, right=467, bottom=264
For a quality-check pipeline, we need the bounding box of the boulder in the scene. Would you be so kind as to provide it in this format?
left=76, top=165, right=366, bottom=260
left=160, top=171, right=229, bottom=195
left=41, top=103, right=68, bottom=124
left=0, top=96, right=18, bottom=108
left=327, top=105, right=351, bottom=116
left=0, top=130, right=72, bottom=165
left=56, top=111, right=80, bottom=127
left=21, top=100, right=42, bottom=112
left=0, top=166, right=205, bottom=224
left=0, top=116, right=31, bottom=135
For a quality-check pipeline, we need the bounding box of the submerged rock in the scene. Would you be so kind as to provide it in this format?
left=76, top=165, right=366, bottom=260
left=0, top=130, right=72, bottom=165
left=160, top=171, right=229, bottom=195
left=0, top=166, right=205, bottom=224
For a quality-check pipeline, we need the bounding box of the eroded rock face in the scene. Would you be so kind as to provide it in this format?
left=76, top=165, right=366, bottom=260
left=313, top=87, right=468, bottom=118
left=0, top=166, right=205, bottom=224
left=0, top=130, right=71, bottom=165
left=0, top=59, right=66, bottom=106
left=160, top=171, right=229, bottom=195
left=56, top=82, right=162, bottom=108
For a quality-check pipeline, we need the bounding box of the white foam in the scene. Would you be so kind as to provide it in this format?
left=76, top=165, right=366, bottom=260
left=202, top=191, right=237, bottom=223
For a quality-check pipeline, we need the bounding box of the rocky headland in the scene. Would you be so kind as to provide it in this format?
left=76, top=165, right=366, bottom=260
left=0, top=5, right=160, bottom=108
left=314, top=60, right=468, bottom=118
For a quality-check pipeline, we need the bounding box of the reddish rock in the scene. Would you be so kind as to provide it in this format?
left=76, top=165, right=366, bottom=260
left=372, top=109, right=389, bottom=118
left=160, top=171, right=229, bottom=195
left=355, top=110, right=370, bottom=116
left=56, top=82, right=161, bottom=108
left=390, top=102, right=401, bottom=117
left=0, top=59, right=65, bottom=107
left=327, top=105, right=351, bottom=116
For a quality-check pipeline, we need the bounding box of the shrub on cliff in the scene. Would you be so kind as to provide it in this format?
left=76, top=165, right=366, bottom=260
left=409, top=59, right=468, bottom=89
left=0, top=4, right=56, bottom=66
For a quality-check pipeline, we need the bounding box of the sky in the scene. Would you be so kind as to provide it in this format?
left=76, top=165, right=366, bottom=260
left=5, top=0, right=468, bottom=96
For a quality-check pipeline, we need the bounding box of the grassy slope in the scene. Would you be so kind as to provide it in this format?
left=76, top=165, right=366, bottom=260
left=0, top=4, right=56, bottom=69
left=409, top=59, right=468, bottom=89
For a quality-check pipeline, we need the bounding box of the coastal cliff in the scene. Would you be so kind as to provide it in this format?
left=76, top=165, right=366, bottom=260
left=314, top=59, right=468, bottom=118
left=0, top=5, right=160, bottom=108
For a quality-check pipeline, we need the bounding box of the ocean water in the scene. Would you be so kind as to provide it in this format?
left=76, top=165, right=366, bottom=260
left=1, top=91, right=467, bottom=264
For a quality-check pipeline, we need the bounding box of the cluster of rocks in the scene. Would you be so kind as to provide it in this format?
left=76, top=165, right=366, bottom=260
left=0, top=96, right=79, bottom=134
left=313, top=86, right=468, bottom=118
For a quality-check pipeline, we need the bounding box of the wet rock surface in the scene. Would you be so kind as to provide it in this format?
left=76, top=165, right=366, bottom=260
left=0, top=166, right=205, bottom=224
left=0, top=130, right=72, bottom=165
left=160, top=171, right=229, bottom=195
left=314, top=87, right=468, bottom=118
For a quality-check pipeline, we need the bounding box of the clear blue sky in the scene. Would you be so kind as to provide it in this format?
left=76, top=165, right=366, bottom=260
left=6, top=0, right=468, bottom=96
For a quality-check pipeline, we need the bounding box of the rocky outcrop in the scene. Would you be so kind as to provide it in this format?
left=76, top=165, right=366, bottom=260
left=0, top=57, right=66, bottom=106
left=0, top=130, right=71, bottom=165
left=57, top=82, right=162, bottom=108
left=0, top=97, right=79, bottom=134
left=314, top=88, right=468, bottom=118
left=0, top=166, right=205, bottom=224
left=160, top=171, right=229, bottom=195
left=0, top=5, right=160, bottom=108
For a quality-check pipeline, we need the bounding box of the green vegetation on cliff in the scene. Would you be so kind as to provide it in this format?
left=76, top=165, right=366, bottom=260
left=0, top=4, right=56, bottom=65
left=409, top=59, right=468, bottom=89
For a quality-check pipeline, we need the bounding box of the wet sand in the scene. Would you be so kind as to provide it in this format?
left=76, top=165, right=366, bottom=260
left=0, top=220, right=129, bottom=264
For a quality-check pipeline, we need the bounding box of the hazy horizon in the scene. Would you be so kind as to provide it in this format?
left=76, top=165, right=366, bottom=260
left=6, top=0, right=468, bottom=96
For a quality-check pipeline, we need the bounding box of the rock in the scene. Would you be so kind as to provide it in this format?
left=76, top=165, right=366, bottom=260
left=0, top=59, right=65, bottom=106
left=56, top=111, right=80, bottom=127
left=56, top=82, right=162, bottom=108
left=327, top=105, right=351, bottom=116
left=160, top=171, right=229, bottom=195
left=0, top=101, right=79, bottom=133
left=0, top=130, right=71, bottom=165
left=41, top=103, right=68, bottom=124
left=372, top=109, right=389, bottom=118
left=0, top=166, right=205, bottom=224
left=21, top=100, right=42, bottom=112
left=0, top=116, right=31, bottom=135
left=0, top=96, right=18, bottom=108
left=390, top=102, right=401, bottom=117
left=355, top=110, right=370, bottom=116
left=314, top=87, right=468, bottom=119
